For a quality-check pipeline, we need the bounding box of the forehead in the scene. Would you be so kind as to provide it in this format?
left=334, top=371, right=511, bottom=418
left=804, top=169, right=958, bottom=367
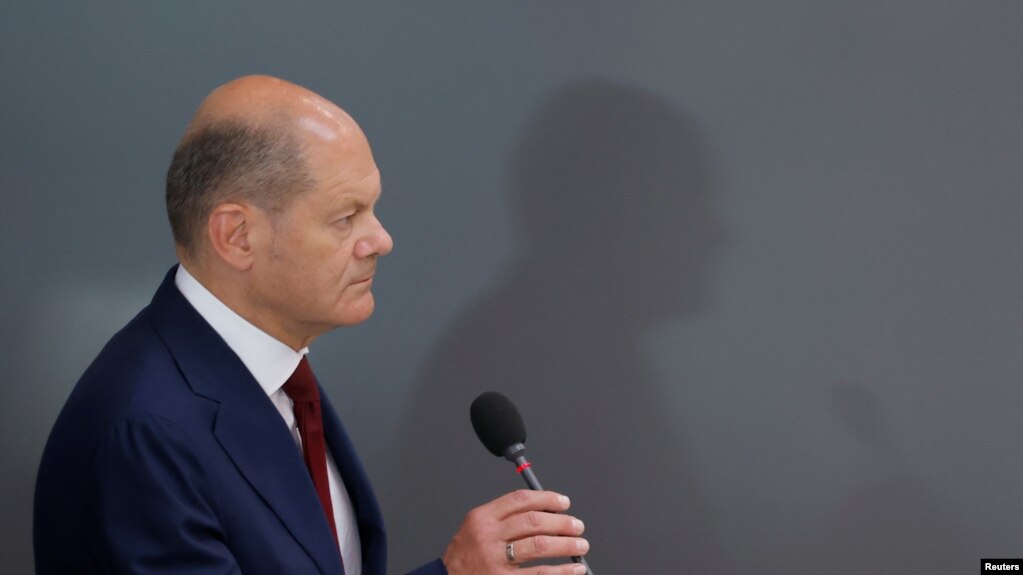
left=286, top=101, right=381, bottom=206
left=300, top=135, right=381, bottom=210
left=302, top=106, right=374, bottom=171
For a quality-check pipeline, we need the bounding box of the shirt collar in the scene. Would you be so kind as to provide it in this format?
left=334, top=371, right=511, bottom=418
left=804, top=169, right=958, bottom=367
left=174, top=264, right=307, bottom=398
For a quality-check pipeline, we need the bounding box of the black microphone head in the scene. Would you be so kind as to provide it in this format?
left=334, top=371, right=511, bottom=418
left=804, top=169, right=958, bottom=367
left=470, top=391, right=527, bottom=457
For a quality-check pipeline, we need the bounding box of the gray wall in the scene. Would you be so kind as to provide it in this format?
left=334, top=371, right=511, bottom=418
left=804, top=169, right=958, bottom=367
left=3, top=2, right=1020, bottom=573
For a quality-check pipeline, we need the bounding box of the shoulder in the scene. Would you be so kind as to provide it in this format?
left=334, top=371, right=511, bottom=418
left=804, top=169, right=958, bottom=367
left=34, top=305, right=224, bottom=566
left=73, top=305, right=206, bottom=418
left=43, top=302, right=219, bottom=470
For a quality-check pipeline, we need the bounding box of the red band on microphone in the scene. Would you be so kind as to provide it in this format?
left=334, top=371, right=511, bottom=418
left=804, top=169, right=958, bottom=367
left=516, top=461, right=532, bottom=474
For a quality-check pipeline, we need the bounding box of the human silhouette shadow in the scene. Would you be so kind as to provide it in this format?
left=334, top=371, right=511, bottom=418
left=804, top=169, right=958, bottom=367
left=385, top=78, right=730, bottom=573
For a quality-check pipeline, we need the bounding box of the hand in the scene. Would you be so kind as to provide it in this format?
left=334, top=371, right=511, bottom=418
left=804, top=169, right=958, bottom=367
left=441, top=490, right=589, bottom=574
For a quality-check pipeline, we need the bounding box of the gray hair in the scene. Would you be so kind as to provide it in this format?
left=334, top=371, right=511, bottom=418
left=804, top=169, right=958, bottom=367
left=165, top=120, right=314, bottom=258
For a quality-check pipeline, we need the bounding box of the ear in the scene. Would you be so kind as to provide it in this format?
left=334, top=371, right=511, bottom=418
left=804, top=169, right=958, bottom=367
left=207, top=202, right=259, bottom=271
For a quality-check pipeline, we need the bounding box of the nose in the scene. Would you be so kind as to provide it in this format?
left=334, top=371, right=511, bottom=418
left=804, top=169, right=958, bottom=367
left=354, top=214, right=394, bottom=258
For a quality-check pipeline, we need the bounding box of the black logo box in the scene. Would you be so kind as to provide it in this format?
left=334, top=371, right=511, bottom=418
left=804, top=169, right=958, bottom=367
left=982, top=559, right=1023, bottom=572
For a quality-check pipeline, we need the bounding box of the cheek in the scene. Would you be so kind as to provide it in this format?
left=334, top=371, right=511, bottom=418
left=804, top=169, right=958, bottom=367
left=296, top=238, right=343, bottom=282
left=267, top=250, right=321, bottom=302
left=327, top=244, right=355, bottom=279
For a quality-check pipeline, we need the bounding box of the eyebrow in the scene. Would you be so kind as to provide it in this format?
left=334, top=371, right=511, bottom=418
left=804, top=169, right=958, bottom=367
left=326, top=192, right=380, bottom=217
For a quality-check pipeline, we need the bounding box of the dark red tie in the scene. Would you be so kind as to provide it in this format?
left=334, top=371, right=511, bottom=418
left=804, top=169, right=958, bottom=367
left=283, top=357, right=340, bottom=548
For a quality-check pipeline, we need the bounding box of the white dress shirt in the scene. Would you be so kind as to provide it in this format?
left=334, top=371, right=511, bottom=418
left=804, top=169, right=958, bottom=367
left=175, top=264, right=362, bottom=574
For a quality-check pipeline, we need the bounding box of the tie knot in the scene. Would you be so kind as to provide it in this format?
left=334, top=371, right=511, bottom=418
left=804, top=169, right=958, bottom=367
left=282, top=356, right=320, bottom=403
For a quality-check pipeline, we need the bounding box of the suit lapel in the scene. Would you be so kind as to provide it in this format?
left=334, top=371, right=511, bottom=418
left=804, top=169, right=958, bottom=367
left=320, top=391, right=387, bottom=574
left=146, top=267, right=344, bottom=575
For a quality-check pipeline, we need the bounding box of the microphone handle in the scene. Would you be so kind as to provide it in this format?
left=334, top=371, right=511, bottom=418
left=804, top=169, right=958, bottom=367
left=514, top=454, right=544, bottom=490
left=511, top=454, right=595, bottom=575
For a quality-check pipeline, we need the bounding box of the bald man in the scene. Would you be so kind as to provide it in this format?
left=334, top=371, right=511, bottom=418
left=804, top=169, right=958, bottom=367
left=33, top=76, right=588, bottom=575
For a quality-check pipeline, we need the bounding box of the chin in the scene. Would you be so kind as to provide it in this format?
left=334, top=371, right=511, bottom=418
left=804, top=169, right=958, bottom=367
left=332, top=297, right=376, bottom=327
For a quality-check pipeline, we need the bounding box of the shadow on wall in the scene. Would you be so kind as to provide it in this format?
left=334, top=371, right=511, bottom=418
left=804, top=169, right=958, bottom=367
left=802, top=382, right=969, bottom=575
left=386, top=78, right=731, bottom=573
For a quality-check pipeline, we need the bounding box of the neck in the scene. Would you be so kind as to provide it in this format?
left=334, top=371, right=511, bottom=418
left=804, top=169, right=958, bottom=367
left=179, top=257, right=315, bottom=351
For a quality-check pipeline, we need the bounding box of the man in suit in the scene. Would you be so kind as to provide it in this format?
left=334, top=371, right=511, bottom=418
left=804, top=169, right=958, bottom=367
left=34, top=76, right=589, bottom=574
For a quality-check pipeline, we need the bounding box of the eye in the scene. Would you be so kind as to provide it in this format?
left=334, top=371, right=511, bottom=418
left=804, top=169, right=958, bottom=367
left=336, top=213, right=354, bottom=227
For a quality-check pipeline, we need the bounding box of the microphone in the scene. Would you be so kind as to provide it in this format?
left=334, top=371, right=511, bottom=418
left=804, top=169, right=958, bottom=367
left=470, top=391, right=595, bottom=575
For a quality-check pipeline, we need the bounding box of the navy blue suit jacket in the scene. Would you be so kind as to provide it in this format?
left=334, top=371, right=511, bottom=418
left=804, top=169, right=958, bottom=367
left=34, top=267, right=446, bottom=575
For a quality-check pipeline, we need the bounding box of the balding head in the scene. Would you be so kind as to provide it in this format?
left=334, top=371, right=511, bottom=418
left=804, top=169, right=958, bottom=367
left=166, top=75, right=367, bottom=261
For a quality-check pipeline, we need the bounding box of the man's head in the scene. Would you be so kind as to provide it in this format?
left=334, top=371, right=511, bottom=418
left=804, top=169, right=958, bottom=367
left=165, top=75, right=393, bottom=349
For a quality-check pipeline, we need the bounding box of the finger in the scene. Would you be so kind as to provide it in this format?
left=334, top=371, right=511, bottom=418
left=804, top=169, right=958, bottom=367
left=510, top=535, right=590, bottom=564
left=519, top=563, right=589, bottom=575
left=503, top=511, right=585, bottom=542
left=486, top=489, right=571, bottom=519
